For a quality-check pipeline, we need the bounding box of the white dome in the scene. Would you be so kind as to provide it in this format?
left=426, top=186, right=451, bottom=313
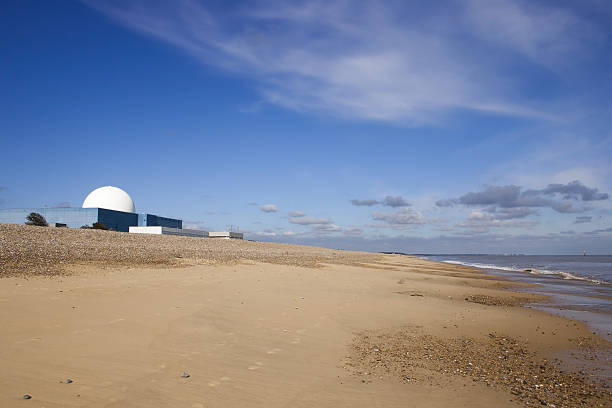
left=82, top=186, right=135, bottom=213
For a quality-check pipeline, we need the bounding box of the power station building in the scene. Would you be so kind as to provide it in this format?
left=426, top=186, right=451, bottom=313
left=0, top=185, right=243, bottom=239
left=0, top=186, right=182, bottom=232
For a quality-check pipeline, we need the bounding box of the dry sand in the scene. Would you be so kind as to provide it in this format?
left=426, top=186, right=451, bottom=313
left=0, top=225, right=610, bottom=407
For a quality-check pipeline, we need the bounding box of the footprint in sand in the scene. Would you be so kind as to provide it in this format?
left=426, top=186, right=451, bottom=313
left=72, top=328, right=93, bottom=334
left=208, top=376, right=231, bottom=387
left=15, top=337, right=41, bottom=344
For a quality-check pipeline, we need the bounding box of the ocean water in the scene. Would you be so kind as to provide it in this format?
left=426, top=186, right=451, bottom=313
left=422, top=255, right=612, bottom=339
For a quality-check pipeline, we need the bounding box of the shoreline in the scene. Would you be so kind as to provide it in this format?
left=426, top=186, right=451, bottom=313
left=423, top=255, right=612, bottom=342
left=0, top=224, right=610, bottom=406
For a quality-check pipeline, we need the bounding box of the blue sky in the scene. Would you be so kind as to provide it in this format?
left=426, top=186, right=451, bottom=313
left=1, top=0, right=611, bottom=254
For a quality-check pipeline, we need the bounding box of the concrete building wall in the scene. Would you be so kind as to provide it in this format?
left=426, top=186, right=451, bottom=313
left=129, top=226, right=208, bottom=238
left=129, top=226, right=163, bottom=234
left=209, top=231, right=244, bottom=239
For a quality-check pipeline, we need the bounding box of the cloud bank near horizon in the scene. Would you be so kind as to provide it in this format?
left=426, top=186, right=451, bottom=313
left=245, top=178, right=611, bottom=250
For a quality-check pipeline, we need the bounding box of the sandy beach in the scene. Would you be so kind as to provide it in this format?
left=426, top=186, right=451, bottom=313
left=0, top=225, right=610, bottom=407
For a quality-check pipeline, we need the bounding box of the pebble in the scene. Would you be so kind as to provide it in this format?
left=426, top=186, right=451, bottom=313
left=0, top=223, right=381, bottom=277
left=351, top=329, right=609, bottom=407
left=181, top=372, right=190, bottom=378
left=23, top=395, right=32, bottom=400
left=65, top=379, right=73, bottom=384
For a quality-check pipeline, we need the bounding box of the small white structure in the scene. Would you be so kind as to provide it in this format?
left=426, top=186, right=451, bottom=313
left=209, top=231, right=244, bottom=240
left=82, top=186, right=136, bottom=213
left=129, top=226, right=209, bottom=238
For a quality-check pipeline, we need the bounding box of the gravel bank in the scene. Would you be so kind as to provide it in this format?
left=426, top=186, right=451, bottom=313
left=0, top=224, right=381, bottom=277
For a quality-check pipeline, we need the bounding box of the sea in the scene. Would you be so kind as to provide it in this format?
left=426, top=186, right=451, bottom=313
left=421, top=254, right=612, bottom=340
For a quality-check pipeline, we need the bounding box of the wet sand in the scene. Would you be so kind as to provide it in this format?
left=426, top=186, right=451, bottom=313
left=0, top=226, right=610, bottom=407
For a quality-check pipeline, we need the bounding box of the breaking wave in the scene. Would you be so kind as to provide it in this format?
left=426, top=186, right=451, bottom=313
left=438, top=260, right=607, bottom=285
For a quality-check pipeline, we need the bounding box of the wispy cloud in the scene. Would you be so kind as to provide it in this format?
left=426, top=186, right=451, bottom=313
left=351, top=195, right=410, bottom=207
left=372, top=208, right=427, bottom=227
left=456, top=210, right=540, bottom=234
left=463, top=0, right=601, bottom=66
left=182, top=220, right=212, bottom=231
left=574, top=216, right=592, bottom=224
left=288, top=210, right=306, bottom=217
left=343, top=227, right=363, bottom=236
left=289, top=216, right=332, bottom=225
left=83, top=0, right=602, bottom=124
left=483, top=207, right=538, bottom=220
left=313, top=223, right=342, bottom=233
left=584, top=226, right=612, bottom=235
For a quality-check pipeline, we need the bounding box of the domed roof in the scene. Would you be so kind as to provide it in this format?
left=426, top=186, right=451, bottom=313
left=82, top=186, right=135, bottom=213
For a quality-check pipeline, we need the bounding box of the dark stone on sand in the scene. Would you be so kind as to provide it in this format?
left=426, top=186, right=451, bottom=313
left=23, top=395, right=32, bottom=399
left=65, top=379, right=73, bottom=384
left=181, top=372, right=190, bottom=378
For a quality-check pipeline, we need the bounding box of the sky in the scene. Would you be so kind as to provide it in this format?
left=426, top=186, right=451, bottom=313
left=1, top=0, right=611, bottom=254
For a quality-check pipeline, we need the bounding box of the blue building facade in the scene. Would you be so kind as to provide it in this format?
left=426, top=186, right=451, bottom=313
left=0, top=208, right=181, bottom=232
left=137, top=213, right=182, bottom=229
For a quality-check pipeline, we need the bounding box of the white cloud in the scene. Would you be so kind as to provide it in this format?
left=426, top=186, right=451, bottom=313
left=182, top=220, right=211, bottom=231
left=468, top=210, right=486, bottom=220
left=343, top=227, right=363, bottom=236
left=260, top=204, right=278, bottom=213
left=256, top=231, right=277, bottom=237
left=372, top=208, right=427, bottom=226
left=458, top=210, right=539, bottom=233
left=288, top=210, right=306, bottom=217
left=313, top=223, right=342, bottom=233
